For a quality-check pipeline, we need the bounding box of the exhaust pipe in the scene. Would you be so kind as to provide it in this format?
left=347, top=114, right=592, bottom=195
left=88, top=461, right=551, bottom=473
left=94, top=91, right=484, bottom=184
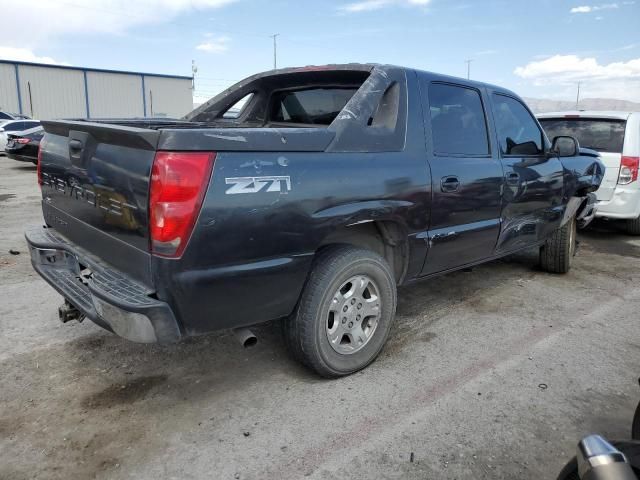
left=577, top=434, right=635, bottom=480
left=233, top=327, right=257, bottom=348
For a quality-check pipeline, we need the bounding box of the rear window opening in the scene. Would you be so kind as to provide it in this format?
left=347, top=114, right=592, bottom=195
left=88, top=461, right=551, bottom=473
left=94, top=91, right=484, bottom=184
left=368, top=82, right=400, bottom=130
left=222, top=93, right=254, bottom=119
left=188, top=68, right=371, bottom=127
left=269, top=87, right=358, bottom=126
left=539, top=118, right=626, bottom=153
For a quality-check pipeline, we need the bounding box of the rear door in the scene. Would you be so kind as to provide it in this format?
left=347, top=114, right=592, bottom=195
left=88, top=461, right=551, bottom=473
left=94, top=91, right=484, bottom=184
left=420, top=81, right=503, bottom=275
left=490, top=93, right=564, bottom=252
left=538, top=116, right=627, bottom=202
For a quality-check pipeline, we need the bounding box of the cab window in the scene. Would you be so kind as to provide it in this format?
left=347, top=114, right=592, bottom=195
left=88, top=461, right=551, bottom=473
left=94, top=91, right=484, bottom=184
left=492, top=94, right=543, bottom=156
left=428, top=83, right=489, bottom=156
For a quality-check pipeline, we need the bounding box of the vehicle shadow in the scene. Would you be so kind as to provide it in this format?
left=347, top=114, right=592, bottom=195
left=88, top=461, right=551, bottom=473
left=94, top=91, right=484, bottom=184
left=70, top=248, right=544, bottom=386
left=3, top=245, right=546, bottom=408
left=579, top=219, right=640, bottom=258
left=7, top=163, right=37, bottom=171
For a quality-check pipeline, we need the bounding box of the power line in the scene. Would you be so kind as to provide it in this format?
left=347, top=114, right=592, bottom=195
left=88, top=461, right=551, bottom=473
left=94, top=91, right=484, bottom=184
left=195, top=76, right=242, bottom=81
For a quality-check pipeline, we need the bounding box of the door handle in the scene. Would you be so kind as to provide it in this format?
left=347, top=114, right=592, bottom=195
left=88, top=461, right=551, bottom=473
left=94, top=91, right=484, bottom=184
left=506, top=172, right=520, bottom=185
left=69, top=139, right=83, bottom=150
left=440, top=175, right=460, bottom=192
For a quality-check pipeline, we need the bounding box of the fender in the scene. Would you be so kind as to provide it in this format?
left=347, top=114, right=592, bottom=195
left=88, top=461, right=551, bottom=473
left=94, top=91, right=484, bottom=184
left=576, top=192, right=598, bottom=228
left=312, top=199, right=418, bottom=283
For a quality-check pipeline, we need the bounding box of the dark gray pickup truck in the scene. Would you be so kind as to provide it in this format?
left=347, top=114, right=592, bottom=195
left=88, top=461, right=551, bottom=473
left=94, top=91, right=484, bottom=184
left=27, top=64, right=603, bottom=377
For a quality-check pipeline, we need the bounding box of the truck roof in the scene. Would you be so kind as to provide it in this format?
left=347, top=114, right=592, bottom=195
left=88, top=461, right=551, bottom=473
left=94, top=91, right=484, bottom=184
left=203, top=62, right=517, bottom=102
left=536, top=111, right=636, bottom=120
left=185, top=63, right=527, bottom=124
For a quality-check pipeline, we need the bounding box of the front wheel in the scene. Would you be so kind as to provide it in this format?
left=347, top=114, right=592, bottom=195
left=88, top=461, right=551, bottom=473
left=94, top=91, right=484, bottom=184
left=540, top=216, right=576, bottom=274
left=283, top=245, right=397, bottom=378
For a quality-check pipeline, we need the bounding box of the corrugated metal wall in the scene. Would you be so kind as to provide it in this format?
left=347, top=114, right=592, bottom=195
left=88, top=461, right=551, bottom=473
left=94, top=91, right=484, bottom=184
left=0, top=61, right=193, bottom=120
left=143, top=76, right=194, bottom=118
left=0, top=64, right=19, bottom=113
left=18, top=65, right=86, bottom=119
left=86, top=71, right=144, bottom=118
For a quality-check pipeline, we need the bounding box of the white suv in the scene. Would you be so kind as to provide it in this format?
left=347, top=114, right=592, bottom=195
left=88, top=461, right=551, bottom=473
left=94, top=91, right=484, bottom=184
left=538, top=111, right=640, bottom=233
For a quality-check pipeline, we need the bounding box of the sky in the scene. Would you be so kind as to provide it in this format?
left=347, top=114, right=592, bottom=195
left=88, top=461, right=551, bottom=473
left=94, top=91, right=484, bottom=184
left=1, top=0, right=639, bottom=104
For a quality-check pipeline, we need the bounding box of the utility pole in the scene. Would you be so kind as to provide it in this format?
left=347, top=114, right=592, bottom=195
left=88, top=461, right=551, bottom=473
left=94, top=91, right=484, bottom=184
left=575, top=81, right=581, bottom=110
left=465, top=59, right=473, bottom=79
left=270, top=34, right=280, bottom=69
left=191, top=60, right=197, bottom=91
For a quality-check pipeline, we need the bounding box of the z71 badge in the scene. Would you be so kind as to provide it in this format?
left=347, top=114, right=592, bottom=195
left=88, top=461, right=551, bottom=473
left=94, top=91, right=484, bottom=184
left=225, top=176, right=291, bottom=195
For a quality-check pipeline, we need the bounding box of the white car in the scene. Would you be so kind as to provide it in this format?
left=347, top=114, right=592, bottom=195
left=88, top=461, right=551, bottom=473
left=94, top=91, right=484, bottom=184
left=0, top=119, right=41, bottom=152
left=538, top=111, right=640, bottom=233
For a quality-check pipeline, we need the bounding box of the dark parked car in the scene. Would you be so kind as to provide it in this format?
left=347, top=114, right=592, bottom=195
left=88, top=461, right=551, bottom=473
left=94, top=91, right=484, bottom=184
left=5, top=126, right=43, bottom=164
left=26, top=64, right=603, bottom=377
left=0, top=111, right=31, bottom=120
left=0, top=119, right=41, bottom=152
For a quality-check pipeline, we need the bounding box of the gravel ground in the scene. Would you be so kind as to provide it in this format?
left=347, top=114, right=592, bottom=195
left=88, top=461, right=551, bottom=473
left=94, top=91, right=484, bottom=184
left=1, top=157, right=639, bottom=480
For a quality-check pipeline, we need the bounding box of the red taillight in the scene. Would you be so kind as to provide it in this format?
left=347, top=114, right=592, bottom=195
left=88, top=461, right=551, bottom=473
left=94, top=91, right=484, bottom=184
left=149, top=151, right=215, bottom=258
left=618, top=156, right=639, bottom=185
left=17, top=138, right=30, bottom=144
left=37, top=139, right=45, bottom=186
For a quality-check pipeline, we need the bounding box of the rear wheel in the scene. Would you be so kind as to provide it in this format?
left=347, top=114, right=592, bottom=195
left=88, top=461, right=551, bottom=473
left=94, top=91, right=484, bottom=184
left=283, top=245, right=397, bottom=378
left=626, top=216, right=640, bottom=235
left=540, top=216, right=576, bottom=274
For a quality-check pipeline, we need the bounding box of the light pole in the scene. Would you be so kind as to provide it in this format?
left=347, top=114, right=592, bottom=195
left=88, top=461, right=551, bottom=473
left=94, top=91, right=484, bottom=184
left=465, top=59, right=473, bottom=80
left=270, top=33, right=280, bottom=69
left=191, top=60, right=197, bottom=91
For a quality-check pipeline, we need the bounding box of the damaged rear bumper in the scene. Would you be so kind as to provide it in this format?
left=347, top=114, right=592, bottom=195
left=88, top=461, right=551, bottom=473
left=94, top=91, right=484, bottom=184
left=25, top=225, right=181, bottom=343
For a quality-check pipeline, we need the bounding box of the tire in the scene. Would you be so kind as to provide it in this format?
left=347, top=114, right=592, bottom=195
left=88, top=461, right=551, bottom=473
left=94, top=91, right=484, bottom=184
left=540, top=216, right=577, bottom=274
left=626, top=216, right=640, bottom=235
left=283, top=245, right=397, bottom=378
left=556, top=458, right=579, bottom=480
left=632, top=399, right=640, bottom=441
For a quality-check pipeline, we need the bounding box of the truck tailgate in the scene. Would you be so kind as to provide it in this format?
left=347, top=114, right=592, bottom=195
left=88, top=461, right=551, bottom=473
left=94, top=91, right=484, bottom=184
left=39, top=120, right=159, bottom=285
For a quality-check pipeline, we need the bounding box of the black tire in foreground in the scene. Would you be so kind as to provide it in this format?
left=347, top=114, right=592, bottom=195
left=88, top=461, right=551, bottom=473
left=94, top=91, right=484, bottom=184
left=632, top=398, right=640, bottom=441
left=626, top=216, right=640, bottom=235
left=540, top=216, right=576, bottom=274
left=283, top=245, right=397, bottom=378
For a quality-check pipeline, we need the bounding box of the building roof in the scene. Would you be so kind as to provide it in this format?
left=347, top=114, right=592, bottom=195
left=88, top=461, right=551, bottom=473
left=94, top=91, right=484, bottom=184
left=0, top=59, right=192, bottom=80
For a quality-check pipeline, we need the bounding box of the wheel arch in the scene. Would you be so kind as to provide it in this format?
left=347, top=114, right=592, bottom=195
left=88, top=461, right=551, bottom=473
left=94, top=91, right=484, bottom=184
left=316, top=219, right=409, bottom=284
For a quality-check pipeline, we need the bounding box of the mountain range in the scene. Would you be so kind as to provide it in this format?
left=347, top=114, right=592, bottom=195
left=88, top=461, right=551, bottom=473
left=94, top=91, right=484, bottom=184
left=524, top=97, right=640, bottom=113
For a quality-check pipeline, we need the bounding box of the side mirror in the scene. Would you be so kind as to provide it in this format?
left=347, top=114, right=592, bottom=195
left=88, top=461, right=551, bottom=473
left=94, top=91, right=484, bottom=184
left=551, top=135, right=579, bottom=157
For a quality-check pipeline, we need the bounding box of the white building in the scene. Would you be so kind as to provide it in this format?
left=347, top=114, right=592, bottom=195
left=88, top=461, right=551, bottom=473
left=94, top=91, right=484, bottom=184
left=0, top=60, right=193, bottom=120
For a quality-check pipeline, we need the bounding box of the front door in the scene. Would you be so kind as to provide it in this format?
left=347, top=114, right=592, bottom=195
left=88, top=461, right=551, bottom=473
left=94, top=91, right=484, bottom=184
left=420, top=81, right=504, bottom=275
left=489, top=93, right=564, bottom=253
